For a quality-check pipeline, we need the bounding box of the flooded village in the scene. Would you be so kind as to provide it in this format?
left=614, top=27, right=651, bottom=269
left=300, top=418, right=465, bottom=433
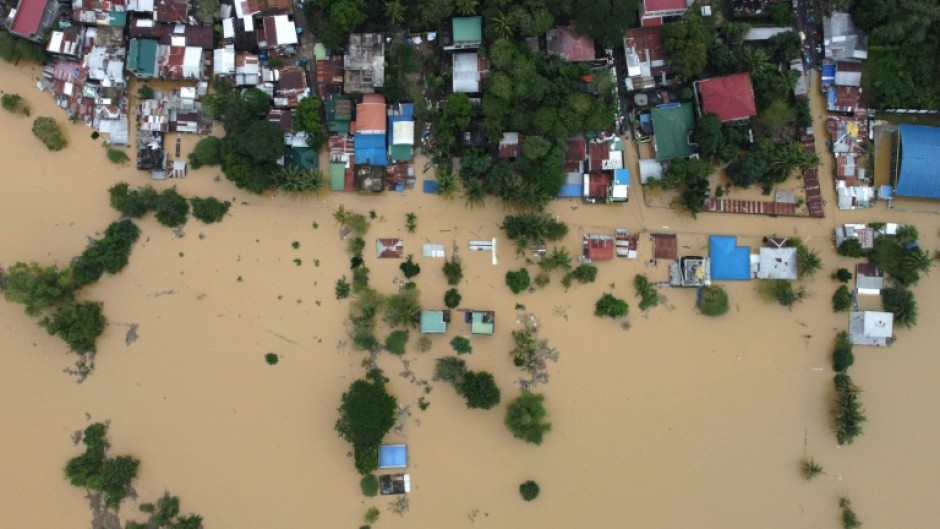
left=1, top=0, right=940, bottom=528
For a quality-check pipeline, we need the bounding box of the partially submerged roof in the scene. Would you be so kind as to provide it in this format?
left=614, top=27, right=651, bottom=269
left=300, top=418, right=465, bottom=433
left=452, top=16, right=482, bottom=44
left=896, top=125, right=940, bottom=199
left=469, top=311, right=494, bottom=335
left=709, top=235, right=751, bottom=280
left=584, top=234, right=614, bottom=260
left=651, top=233, right=677, bottom=260
left=855, top=263, right=884, bottom=294
left=376, top=238, right=404, bottom=259
left=420, top=311, right=448, bottom=334
left=757, top=247, right=797, bottom=280
left=378, top=444, right=407, bottom=469
left=546, top=26, right=595, bottom=62
left=697, top=73, right=757, bottom=122
left=650, top=103, right=695, bottom=161
left=849, top=311, right=893, bottom=346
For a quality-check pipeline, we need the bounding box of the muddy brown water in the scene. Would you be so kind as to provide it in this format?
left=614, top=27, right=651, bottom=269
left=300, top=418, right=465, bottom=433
left=2, top=61, right=939, bottom=529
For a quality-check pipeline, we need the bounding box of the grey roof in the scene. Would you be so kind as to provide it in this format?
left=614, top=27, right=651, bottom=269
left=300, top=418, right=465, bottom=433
left=757, top=247, right=797, bottom=280
left=743, top=27, right=790, bottom=41
left=849, top=311, right=893, bottom=346
left=835, top=71, right=862, bottom=87
left=823, top=12, right=868, bottom=61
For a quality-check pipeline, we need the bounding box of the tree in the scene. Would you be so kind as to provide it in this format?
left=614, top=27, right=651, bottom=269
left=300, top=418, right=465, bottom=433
left=108, top=182, right=158, bottom=218
left=832, top=285, right=853, bottom=312
left=360, top=474, right=379, bottom=497
left=594, top=293, right=629, bottom=318
left=505, top=268, right=531, bottom=294
left=2, top=262, right=74, bottom=316
left=756, top=99, right=796, bottom=138
left=72, top=220, right=141, bottom=288
left=449, top=336, right=472, bottom=355
left=839, top=496, right=863, bottom=529
left=444, top=288, right=462, bottom=309
left=634, top=274, right=660, bottom=310
left=190, top=197, right=231, bottom=224
left=833, top=373, right=866, bottom=445
left=90, top=455, right=140, bottom=509
left=882, top=286, right=917, bottom=328
left=384, top=0, right=406, bottom=26
left=833, top=268, right=853, bottom=283
left=1, top=93, right=30, bottom=116
left=838, top=239, right=867, bottom=257
left=193, top=0, right=219, bottom=23
left=505, top=391, right=551, bottom=445
left=727, top=152, right=766, bottom=188
left=833, top=331, right=855, bottom=372
left=699, top=285, right=729, bottom=316
left=236, top=120, right=284, bottom=164
left=40, top=301, right=106, bottom=354
left=502, top=214, right=568, bottom=254
left=399, top=255, right=421, bottom=278
left=519, top=480, right=540, bottom=501
left=694, top=113, right=723, bottom=160
left=154, top=188, right=189, bottom=228
left=801, top=458, right=824, bottom=480
left=796, top=242, right=822, bottom=277
left=188, top=136, right=223, bottom=168
left=335, top=379, right=398, bottom=474
left=538, top=247, right=572, bottom=273
left=434, top=356, right=467, bottom=384
left=455, top=0, right=478, bottom=16
left=294, top=96, right=327, bottom=149
left=443, top=93, right=473, bottom=131
left=442, top=259, right=463, bottom=285
left=31, top=117, right=67, bottom=151
left=572, top=0, right=640, bottom=48
left=489, top=11, right=515, bottom=41
left=279, top=166, right=327, bottom=195
left=720, top=21, right=751, bottom=45
left=663, top=14, right=713, bottom=80
left=767, top=30, right=801, bottom=63
left=384, top=330, right=409, bottom=355
left=383, top=289, right=421, bottom=328
left=458, top=370, right=501, bottom=409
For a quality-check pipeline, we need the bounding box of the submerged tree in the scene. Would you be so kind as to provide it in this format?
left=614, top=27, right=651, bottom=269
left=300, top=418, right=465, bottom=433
left=504, top=391, right=552, bottom=445
left=335, top=379, right=398, bottom=475
left=2, top=261, right=74, bottom=316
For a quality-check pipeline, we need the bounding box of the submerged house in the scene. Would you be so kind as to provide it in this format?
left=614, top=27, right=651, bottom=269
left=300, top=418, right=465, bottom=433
left=378, top=444, right=407, bottom=469
left=708, top=235, right=751, bottom=281
left=756, top=246, right=798, bottom=280
left=583, top=234, right=615, bottom=261
left=848, top=311, right=893, bottom=347
left=420, top=310, right=450, bottom=334
left=669, top=255, right=710, bottom=287
left=694, top=73, right=757, bottom=123
left=466, top=310, right=495, bottom=335
left=375, top=238, right=404, bottom=259
left=855, top=263, right=884, bottom=295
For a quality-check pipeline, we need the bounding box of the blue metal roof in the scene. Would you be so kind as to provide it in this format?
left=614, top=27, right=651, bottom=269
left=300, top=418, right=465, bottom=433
left=614, top=168, right=630, bottom=186
left=557, top=183, right=582, bottom=198
left=355, top=133, right=388, bottom=167
left=896, top=125, right=940, bottom=199
left=378, top=444, right=408, bottom=469
left=709, top=235, right=751, bottom=281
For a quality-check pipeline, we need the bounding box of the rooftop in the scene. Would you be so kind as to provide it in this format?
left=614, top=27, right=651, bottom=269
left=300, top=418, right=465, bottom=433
left=896, top=125, right=940, bottom=199
left=546, top=26, right=595, bottom=62
left=10, top=0, right=51, bottom=38
left=650, top=103, right=695, bottom=161
left=356, top=93, right=387, bottom=134
left=756, top=247, right=797, bottom=280
left=452, top=16, right=482, bottom=44
left=420, top=311, right=449, bottom=334
left=709, top=235, right=751, bottom=281
left=697, top=73, right=757, bottom=122
left=849, top=311, right=893, bottom=346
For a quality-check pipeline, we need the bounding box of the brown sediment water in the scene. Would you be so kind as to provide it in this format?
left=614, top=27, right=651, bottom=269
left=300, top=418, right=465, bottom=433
left=2, top=60, right=940, bottom=529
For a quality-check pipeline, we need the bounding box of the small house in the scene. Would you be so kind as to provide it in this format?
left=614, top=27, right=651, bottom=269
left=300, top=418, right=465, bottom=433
left=616, top=228, right=639, bottom=259
left=46, top=28, right=85, bottom=58
left=855, top=263, right=884, bottom=295
left=639, top=0, right=690, bottom=27
left=420, top=311, right=450, bottom=334
left=694, top=73, right=757, bottom=123
left=378, top=444, right=407, bottom=469
left=128, top=38, right=159, bottom=78
left=583, top=234, right=614, bottom=261
left=669, top=255, right=710, bottom=287
left=466, top=311, right=494, bottom=335
left=651, top=233, right=677, bottom=260
left=756, top=246, right=798, bottom=280
left=823, top=12, right=868, bottom=61
left=257, top=15, right=298, bottom=50
left=273, top=66, right=309, bottom=107
left=848, top=311, right=893, bottom=347
left=650, top=102, right=695, bottom=161
left=545, top=26, right=595, bottom=62
left=623, top=26, right=669, bottom=91
left=354, top=93, right=388, bottom=168
left=452, top=52, right=484, bottom=93
left=709, top=235, right=751, bottom=281
left=380, top=474, right=411, bottom=495
left=344, top=33, right=384, bottom=94
left=376, top=238, right=404, bottom=259
left=445, top=16, right=482, bottom=50
left=422, top=243, right=445, bottom=258
left=387, top=103, right=415, bottom=162
left=834, top=223, right=875, bottom=249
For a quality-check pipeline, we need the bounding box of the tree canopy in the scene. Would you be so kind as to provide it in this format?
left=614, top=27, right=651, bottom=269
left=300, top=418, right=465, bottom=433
left=294, top=96, right=327, bottom=150
left=3, top=262, right=74, bottom=316
left=572, top=0, right=640, bottom=48
left=458, top=370, right=501, bottom=410
left=335, top=379, right=398, bottom=474
left=505, top=391, right=552, bottom=445
left=663, top=14, right=714, bottom=80
left=41, top=301, right=107, bottom=354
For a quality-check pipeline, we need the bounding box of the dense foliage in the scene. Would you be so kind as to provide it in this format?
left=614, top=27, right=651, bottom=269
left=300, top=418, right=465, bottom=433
left=505, top=391, right=551, bottom=445
left=442, top=259, right=463, bottom=285
left=72, top=220, right=141, bottom=288
left=457, top=370, right=501, bottom=410
left=502, top=214, right=568, bottom=254
left=188, top=136, right=223, bottom=169
left=699, top=285, right=729, bottom=316
left=64, top=422, right=140, bottom=510
left=0, top=31, right=48, bottom=64
left=833, top=373, right=866, bottom=445
left=2, top=262, right=74, bottom=316
left=41, top=301, right=107, bottom=354
left=881, top=286, right=917, bottom=328
left=384, top=330, right=409, bottom=355
left=505, top=268, right=531, bottom=294
left=449, top=336, right=472, bottom=355
left=832, top=285, right=853, bottom=312
left=444, top=288, right=462, bottom=309
left=154, top=188, right=190, bottom=228
left=634, top=275, right=660, bottom=311
left=190, top=197, right=231, bottom=224
left=32, top=117, right=68, bottom=151
left=294, top=96, right=328, bottom=150
left=1, top=93, right=30, bottom=116
left=335, top=379, right=398, bottom=475
left=832, top=331, right=855, bottom=372
left=594, top=293, right=629, bottom=318
left=519, top=480, right=540, bottom=501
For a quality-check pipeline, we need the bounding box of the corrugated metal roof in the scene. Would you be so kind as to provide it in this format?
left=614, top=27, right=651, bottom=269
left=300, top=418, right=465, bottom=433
left=897, top=125, right=940, bottom=199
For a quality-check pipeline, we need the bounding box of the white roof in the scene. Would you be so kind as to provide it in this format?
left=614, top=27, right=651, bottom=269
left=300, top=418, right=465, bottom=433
left=244, top=15, right=254, bottom=32
left=392, top=120, right=414, bottom=145
left=213, top=46, right=235, bottom=75
left=863, top=311, right=893, bottom=337
left=639, top=158, right=663, bottom=183
left=274, top=15, right=298, bottom=46
left=422, top=243, right=445, bottom=258
left=835, top=71, right=862, bottom=87
left=757, top=247, right=798, bottom=280
left=452, top=52, right=480, bottom=93
left=183, top=47, right=203, bottom=78
left=744, top=27, right=791, bottom=41
left=222, top=18, right=234, bottom=39
left=128, top=0, right=154, bottom=11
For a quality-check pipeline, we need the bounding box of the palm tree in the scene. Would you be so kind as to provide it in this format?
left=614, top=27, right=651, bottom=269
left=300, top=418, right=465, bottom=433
left=796, top=244, right=823, bottom=277
left=383, top=290, right=422, bottom=328
left=463, top=178, right=486, bottom=209
left=437, top=169, right=459, bottom=199
left=900, top=248, right=932, bottom=278
left=739, top=47, right=771, bottom=77
left=455, top=0, right=478, bottom=16
left=882, top=286, right=918, bottom=328
left=279, top=166, right=327, bottom=196
left=384, top=0, right=405, bottom=27
left=489, top=11, right=514, bottom=41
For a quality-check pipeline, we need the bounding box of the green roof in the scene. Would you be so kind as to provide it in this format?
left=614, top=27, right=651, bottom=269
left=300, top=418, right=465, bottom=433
left=330, top=162, right=346, bottom=191
left=128, top=39, right=158, bottom=77
left=650, top=103, right=696, bottom=162
left=390, top=144, right=413, bottom=162
left=453, top=16, right=482, bottom=44
left=108, top=11, right=127, bottom=27
left=314, top=43, right=327, bottom=61
left=326, top=95, right=352, bottom=133
left=286, top=147, right=318, bottom=171
left=420, top=311, right=448, bottom=334
left=471, top=312, right=494, bottom=335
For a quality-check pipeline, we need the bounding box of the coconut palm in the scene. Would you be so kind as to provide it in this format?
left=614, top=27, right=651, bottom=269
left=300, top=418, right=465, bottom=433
left=463, top=178, right=486, bottom=209
left=899, top=248, right=932, bottom=278
left=436, top=169, right=459, bottom=199
left=796, top=244, right=823, bottom=277
left=383, top=289, right=422, bottom=328
left=489, top=11, right=514, bottom=41
left=455, top=0, right=478, bottom=16
left=279, top=166, right=327, bottom=196
left=881, top=286, right=918, bottom=328
left=384, top=0, right=405, bottom=26
left=739, top=47, right=771, bottom=77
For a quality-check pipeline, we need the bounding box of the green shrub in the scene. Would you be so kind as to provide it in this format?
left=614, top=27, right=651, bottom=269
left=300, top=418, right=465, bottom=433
left=360, top=475, right=379, bottom=497
left=595, top=293, right=629, bottom=318
left=405, top=212, right=417, bottom=232
left=335, top=277, right=351, bottom=299
left=505, top=268, right=531, bottom=294
left=384, top=330, right=409, bottom=355
left=265, top=352, right=279, bottom=365
left=32, top=117, right=67, bottom=151
left=1, top=93, right=30, bottom=116
left=417, top=336, right=432, bottom=352
left=442, top=259, right=463, bottom=285
left=40, top=301, right=107, bottom=354
left=832, top=285, right=853, bottom=312
left=352, top=266, right=370, bottom=292
left=882, top=286, right=917, bottom=328
left=533, top=271, right=550, bottom=288
left=155, top=188, right=189, bottom=227
left=190, top=197, right=230, bottom=224
left=634, top=274, right=660, bottom=310
left=399, top=255, right=421, bottom=278
left=801, top=458, right=823, bottom=480
left=137, top=84, right=154, bottom=99
left=519, top=480, right=540, bottom=501
left=538, top=247, right=573, bottom=272
left=0, top=32, right=48, bottom=64
left=353, top=443, right=379, bottom=475
left=108, top=182, right=159, bottom=218
left=833, top=374, right=865, bottom=445
left=433, top=356, right=467, bottom=384
left=762, top=280, right=805, bottom=308
left=347, top=237, right=365, bottom=254
left=63, top=422, right=139, bottom=510
left=444, top=288, right=461, bottom=308
left=106, top=148, right=129, bottom=164
left=458, top=370, right=501, bottom=409
left=699, top=285, right=729, bottom=316
left=839, top=496, right=862, bottom=529
left=188, top=136, right=222, bottom=168
left=364, top=506, right=380, bottom=524
left=832, top=331, right=854, bottom=372
left=562, top=264, right=597, bottom=288
left=832, top=268, right=853, bottom=283
left=450, top=336, right=472, bottom=355
left=71, top=220, right=141, bottom=288
left=505, top=391, right=551, bottom=445
left=2, top=261, right=74, bottom=316
left=837, top=239, right=866, bottom=257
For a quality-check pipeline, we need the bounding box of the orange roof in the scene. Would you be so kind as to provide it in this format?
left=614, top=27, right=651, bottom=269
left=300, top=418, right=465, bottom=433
left=356, top=93, right=386, bottom=134
left=698, top=73, right=757, bottom=122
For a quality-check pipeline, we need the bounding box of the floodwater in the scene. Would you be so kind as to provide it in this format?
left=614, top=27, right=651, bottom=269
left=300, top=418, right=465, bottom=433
left=2, top=60, right=940, bottom=529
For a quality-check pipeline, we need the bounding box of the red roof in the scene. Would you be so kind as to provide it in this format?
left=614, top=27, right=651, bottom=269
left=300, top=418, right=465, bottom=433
left=651, top=233, right=677, bottom=260
left=565, top=135, right=586, bottom=172
left=10, top=0, right=47, bottom=36
left=834, top=86, right=860, bottom=110
left=641, top=16, right=663, bottom=27
left=624, top=26, right=667, bottom=69
left=644, top=0, right=688, bottom=11
left=587, top=172, right=611, bottom=200
left=356, top=93, right=387, bottom=134
left=584, top=235, right=614, bottom=260
left=698, top=73, right=757, bottom=122
left=546, top=26, right=595, bottom=62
